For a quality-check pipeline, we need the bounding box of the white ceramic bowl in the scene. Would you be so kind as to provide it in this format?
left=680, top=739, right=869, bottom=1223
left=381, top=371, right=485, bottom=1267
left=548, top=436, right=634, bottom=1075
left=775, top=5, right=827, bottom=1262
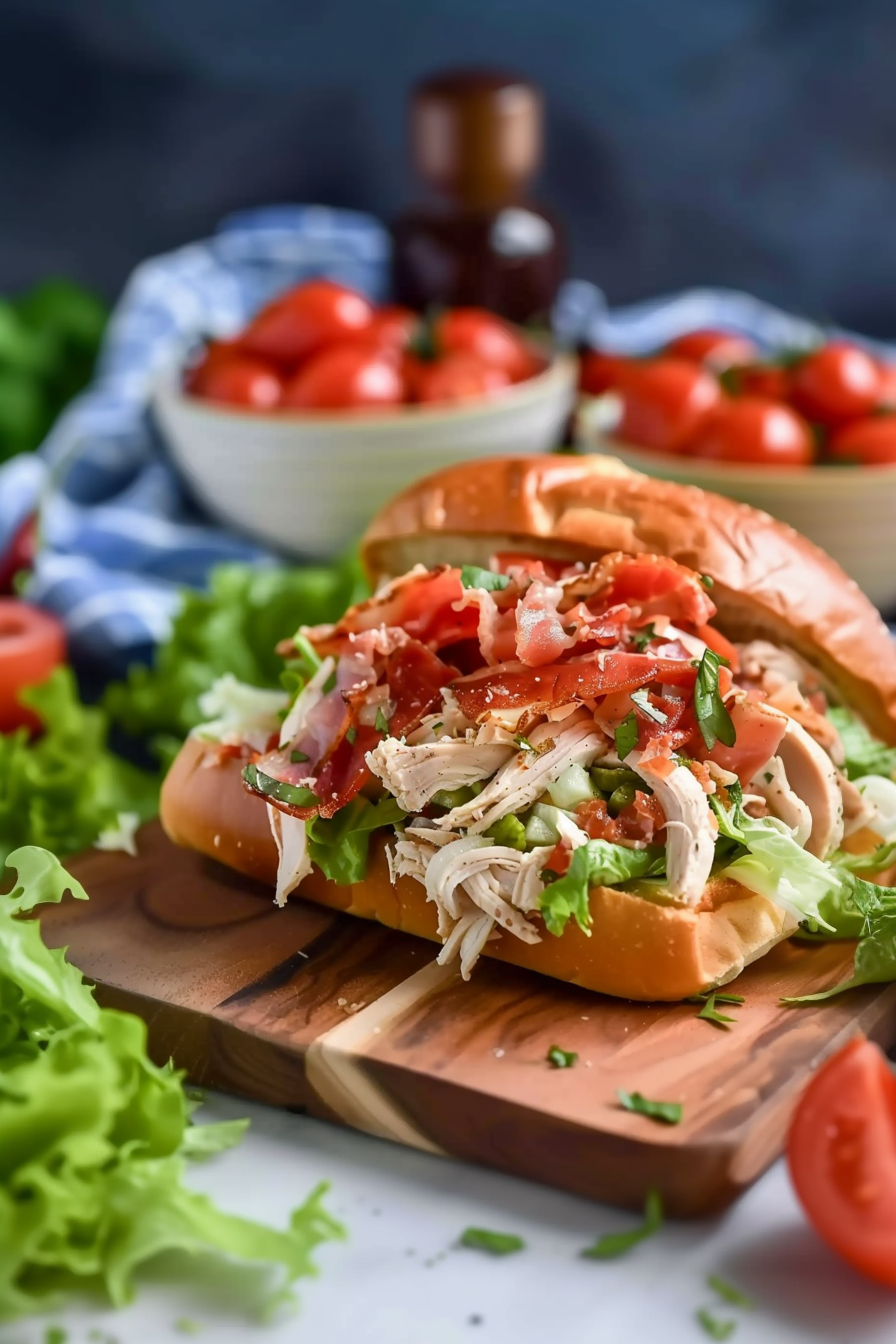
left=576, top=398, right=896, bottom=613
left=154, top=353, right=577, bottom=559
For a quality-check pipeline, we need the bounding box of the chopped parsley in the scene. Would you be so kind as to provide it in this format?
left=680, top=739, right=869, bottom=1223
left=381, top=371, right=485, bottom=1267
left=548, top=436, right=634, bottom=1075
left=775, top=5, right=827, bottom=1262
left=617, top=1090, right=682, bottom=1125
left=694, top=648, right=736, bottom=752
left=696, top=1308, right=736, bottom=1340
left=374, top=706, right=391, bottom=735
left=547, top=1045, right=578, bottom=1069
left=707, top=1275, right=754, bottom=1309
left=581, top=1188, right=663, bottom=1259
left=615, top=710, right=639, bottom=760
left=630, top=688, right=668, bottom=725
left=700, top=574, right=715, bottom=589
left=346, top=725, right=357, bottom=744
left=630, top=622, right=656, bottom=652
left=460, top=565, right=510, bottom=593
left=459, top=1227, right=525, bottom=1255
left=290, top=748, right=309, bottom=764
left=514, top=733, right=535, bottom=751
left=691, top=991, right=739, bottom=1029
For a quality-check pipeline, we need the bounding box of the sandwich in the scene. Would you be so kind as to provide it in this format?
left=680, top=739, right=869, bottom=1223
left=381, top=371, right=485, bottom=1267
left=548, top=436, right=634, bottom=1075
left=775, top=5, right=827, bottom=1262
left=161, top=455, right=896, bottom=1001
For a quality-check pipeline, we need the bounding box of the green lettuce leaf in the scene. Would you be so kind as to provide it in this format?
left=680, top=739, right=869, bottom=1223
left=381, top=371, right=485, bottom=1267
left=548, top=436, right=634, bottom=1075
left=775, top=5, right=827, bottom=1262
left=0, top=848, right=345, bottom=1322
left=306, top=796, right=407, bottom=885
left=105, top=556, right=367, bottom=754
left=832, top=839, right=896, bottom=875
left=0, top=669, right=160, bottom=871
left=784, top=876, right=896, bottom=1004
left=714, top=803, right=837, bottom=930
left=827, top=706, right=896, bottom=781
left=539, top=842, right=665, bottom=936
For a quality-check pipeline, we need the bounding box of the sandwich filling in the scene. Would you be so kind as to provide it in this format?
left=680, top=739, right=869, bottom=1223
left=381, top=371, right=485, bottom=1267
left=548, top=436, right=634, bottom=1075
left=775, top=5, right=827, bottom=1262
left=196, top=553, right=896, bottom=981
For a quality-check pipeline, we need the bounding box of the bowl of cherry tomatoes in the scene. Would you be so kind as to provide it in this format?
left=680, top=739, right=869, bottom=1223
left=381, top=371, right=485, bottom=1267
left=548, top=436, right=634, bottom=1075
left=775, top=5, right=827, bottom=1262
left=575, top=328, right=896, bottom=611
left=153, top=279, right=576, bottom=559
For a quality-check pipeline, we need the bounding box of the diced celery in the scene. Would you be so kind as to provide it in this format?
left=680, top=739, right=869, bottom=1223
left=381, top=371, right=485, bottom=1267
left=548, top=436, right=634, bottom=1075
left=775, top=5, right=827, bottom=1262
left=485, top=815, right=527, bottom=850
left=524, top=810, right=560, bottom=847
left=546, top=763, right=598, bottom=810
left=590, top=766, right=643, bottom=793
left=432, top=784, right=478, bottom=809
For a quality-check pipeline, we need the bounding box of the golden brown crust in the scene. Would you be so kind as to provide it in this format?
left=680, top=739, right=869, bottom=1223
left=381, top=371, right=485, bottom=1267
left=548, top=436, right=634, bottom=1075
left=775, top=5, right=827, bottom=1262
left=361, top=454, right=896, bottom=743
left=161, top=738, right=791, bottom=1002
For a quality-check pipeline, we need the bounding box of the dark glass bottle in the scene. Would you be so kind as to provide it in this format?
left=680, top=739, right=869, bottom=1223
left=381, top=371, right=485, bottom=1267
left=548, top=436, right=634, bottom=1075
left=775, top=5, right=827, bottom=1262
left=391, top=69, right=565, bottom=325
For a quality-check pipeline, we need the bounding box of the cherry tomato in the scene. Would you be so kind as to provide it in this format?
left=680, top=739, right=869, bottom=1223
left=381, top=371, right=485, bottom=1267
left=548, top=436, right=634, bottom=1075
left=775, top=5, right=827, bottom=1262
left=615, top=358, right=720, bottom=454
left=0, top=600, right=67, bottom=734
left=579, top=350, right=635, bottom=396
left=434, top=308, right=541, bottom=382
left=790, top=342, right=883, bottom=427
left=725, top=362, right=792, bottom=401
left=281, top=343, right=405, bottom=411
left=413, top=351, right=512, bottom=405
left=187, top=349, right=283, bottom=410
left=366, top=306, right=419, bottom=350
left=685, top=396, right=814, bottom=467
left=666, top=328, right=758, bottom=370
left=788, top=1037, right=896, bottom=1290
left=240, top=279, right=374, bottom=366
left=876, top=361, right=896, bottom=410
left=0, top=514, right=37, bottom=595
left=829, top=416, right=896, bottom=466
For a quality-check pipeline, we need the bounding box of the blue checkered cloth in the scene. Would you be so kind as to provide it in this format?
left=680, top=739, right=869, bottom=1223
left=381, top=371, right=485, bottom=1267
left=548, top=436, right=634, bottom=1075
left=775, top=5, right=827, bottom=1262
left=0, top=204, right=885, bottom=671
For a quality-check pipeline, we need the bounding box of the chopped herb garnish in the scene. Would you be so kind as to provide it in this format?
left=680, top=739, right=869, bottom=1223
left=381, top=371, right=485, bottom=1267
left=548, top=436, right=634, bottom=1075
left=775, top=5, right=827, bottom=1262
left=695, top=992, right=737, bottom=1029
left=431, top=721, right=443, bottom=733
left=763, top=771, right=773, bottom=783
left=346, top=725, right=357, bottom=744
left=694, top=648, right=736, bottom=752
left=707, top=1275, right=754, bottom=1309
left=290, top=748, right=309, bottom=764
left=696, top=1308, right=736, bottom=1340
left=631, top=688, right=668, bottom=725
left=547, top=1045, right=578, bottom=1069
left=617, top=1090, right=682, bottom=1125
left=243, top=762, right=318, bottom=809
left=514, top=733, right=535, bottom=751
left=615, top=710, right=638, bottom=760
left=460, top=565, right=510, bottom=593
left=630, top=623, right=656, bottom=652
left=374, top=706, right=391, bottom=735
left=686, top=989, right=745, bottom=1006
left=581, top=1188, right=663, bottom=1259
left=460, top=1227, right=525, bottom=1255
left=700, top=574, right=715, bottom=589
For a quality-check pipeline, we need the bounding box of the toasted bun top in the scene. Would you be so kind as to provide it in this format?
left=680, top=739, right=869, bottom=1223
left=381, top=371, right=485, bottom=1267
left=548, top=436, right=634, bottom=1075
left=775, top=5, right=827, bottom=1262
left=361, top=454, right=896, bottom=743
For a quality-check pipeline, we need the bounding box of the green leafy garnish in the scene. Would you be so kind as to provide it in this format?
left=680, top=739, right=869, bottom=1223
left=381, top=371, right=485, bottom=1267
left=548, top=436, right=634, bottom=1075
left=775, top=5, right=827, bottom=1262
left=615, top=710, right=638, bottom=760
left=374, top=706, right=391, bottom=735
left=827, top=706, right=896, bottom=780
left=0, top=848, right=345, bottom=1323
left=696, top=1308, right=736, bottom=1340
left=105, top=556, right=366, bottom=758
left=243, top=763, right=317, bottom=810
left=630, top=688, right=667, bottom=725
left=459, top=566, right=510, bottom=593
left=707, top=1275, right=754, bottom=1309
left=306, top=796, right=407, bottom=885
left=783, top=876, right=896, bottom=1003
left=547, top=1045, right=578, bottom=1069
left=0, top=668, right=159, bottom=871
left=694, top=992, right=738, bottom=1029
left=539, top=842, right=665, bottom=936
left=459, top=1227, right=525, bottom=1255
left=617, top=1090, right=682, bottom=1124
left=700, top=574, right=715, bottom=589
left=346, top=726, right=357, bottom=745
left=630, top=623, right=656, bottom=653
left=514, top=733, right=535, bottom=752
left=581, top=1189, right=663, bottom=1259
left=833, top=840, right=896, bottom=875
left=179, top=1118, right=250, bottom=1161
left=290, top=749, right=309, bottom=764
left=694, top=649, right=735, bottom=752
left=687, top=990, right=745, bottom=1007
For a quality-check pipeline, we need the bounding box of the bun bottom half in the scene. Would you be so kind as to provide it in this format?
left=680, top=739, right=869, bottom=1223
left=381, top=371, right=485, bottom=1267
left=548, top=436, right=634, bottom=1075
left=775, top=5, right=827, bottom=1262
left=160, top=738, right=793, bottom=1002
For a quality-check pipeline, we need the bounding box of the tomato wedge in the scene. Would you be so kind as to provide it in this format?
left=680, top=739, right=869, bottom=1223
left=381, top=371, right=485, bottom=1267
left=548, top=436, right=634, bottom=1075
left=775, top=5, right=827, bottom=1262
left=788, top=1037, right=896, bottom=1290
left=451, top=652, right=697, bottom=718
left=0, top=600, right=67, bottom=734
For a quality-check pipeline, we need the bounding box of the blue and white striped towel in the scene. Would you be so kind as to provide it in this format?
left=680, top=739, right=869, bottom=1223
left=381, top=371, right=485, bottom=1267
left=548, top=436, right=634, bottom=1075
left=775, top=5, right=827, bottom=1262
left=0, top=204, right=883, bottom=671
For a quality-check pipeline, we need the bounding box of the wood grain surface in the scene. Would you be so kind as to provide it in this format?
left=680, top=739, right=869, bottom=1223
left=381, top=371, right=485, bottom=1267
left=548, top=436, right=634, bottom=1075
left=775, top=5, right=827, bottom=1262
left=39, top=821, right=896, bottom=1217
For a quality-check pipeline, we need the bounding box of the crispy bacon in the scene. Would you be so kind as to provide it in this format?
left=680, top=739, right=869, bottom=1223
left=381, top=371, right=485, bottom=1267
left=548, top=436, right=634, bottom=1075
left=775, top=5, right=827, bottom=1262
left=452, top=652, right=698, bottom=719
left=308, top=566, right=480, bottom=658
left=561, top=553, right=716, bottom=627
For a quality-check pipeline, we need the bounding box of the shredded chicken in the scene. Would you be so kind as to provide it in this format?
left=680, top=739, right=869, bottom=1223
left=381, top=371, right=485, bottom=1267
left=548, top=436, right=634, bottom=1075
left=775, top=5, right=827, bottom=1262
left=750, top=756, right=812, bottom=848
left=267, top=807, right=312, bottom=908
left=629, top=750, right=716, bottom=903
left=776, top=717, right=844, bottom=857
left=435, top=714, right=607, bottom=833
left=366, top=731, right=516, bottom=813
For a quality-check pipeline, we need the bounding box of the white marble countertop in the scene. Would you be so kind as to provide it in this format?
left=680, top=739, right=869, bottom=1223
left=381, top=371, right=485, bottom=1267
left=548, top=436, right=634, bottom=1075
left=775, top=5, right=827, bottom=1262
left=11, top=1091, right=896, bottom=1344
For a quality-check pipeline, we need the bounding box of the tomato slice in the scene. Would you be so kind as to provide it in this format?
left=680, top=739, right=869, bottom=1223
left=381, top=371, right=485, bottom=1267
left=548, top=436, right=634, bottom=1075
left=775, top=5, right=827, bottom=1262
left=788, top=1037, right=896, bottom=1290
left=0, top=600, right=67, bottom=734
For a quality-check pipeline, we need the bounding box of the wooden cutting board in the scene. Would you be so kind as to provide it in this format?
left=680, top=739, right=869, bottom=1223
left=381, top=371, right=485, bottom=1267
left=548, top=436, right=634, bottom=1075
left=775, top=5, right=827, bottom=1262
left=41, top=821, right=896, bottom=1218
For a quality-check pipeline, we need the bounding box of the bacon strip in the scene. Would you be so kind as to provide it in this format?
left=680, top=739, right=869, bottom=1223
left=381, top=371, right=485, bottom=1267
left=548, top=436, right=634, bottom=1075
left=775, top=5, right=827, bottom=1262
left=452, top=652, right=698, bottom=719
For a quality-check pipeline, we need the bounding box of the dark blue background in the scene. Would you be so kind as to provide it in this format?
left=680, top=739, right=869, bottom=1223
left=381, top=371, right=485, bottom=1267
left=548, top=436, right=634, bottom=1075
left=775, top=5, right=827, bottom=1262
left=3, top=0, right=896, bottom=333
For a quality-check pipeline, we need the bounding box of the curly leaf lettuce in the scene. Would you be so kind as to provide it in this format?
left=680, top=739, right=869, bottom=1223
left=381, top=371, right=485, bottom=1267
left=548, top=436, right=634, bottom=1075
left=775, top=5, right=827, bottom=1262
left=0, top=668, right=159, bottom=870
left=539, top=842, right=665, bottom=936
left=827, top=706, right=896, bottom=781
left=306, top=795, right=407, bottom=886
left=0, top=848, right=345, bottom=1322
